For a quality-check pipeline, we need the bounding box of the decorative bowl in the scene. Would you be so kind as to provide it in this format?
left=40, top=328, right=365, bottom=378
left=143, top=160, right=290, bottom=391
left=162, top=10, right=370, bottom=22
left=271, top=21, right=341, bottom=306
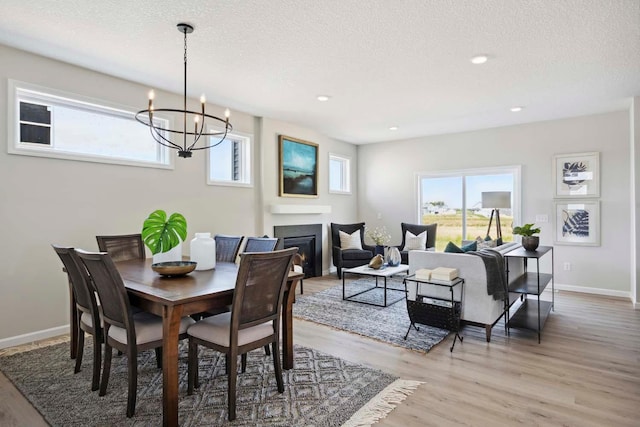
left=151, top=261, right=197, bottom=277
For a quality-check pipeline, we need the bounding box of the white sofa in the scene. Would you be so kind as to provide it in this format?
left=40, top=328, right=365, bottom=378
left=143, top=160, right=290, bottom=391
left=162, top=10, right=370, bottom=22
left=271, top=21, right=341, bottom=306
left=408, top=242, right=523, bottom=342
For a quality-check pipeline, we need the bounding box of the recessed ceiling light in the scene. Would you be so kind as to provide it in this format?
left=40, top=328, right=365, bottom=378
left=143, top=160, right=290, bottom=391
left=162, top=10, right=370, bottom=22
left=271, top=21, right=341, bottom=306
left=316, top=95, right=330, bottom=102
left=389, top=126, right=399, bottom=131
left=510, top=106, right=524, bottom=112
left=470, top=55, right=488, bottom=64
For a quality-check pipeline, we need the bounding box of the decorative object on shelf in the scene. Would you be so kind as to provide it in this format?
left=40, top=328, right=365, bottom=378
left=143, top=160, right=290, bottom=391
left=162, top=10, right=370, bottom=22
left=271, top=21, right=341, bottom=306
left=512, top=223, right=541, bottom=251
left=365, top=226, right=391, bottom=247
left=481, top=191, right=511, bottom=241
left=386, top=246, right=401, bottom=266
left=142, top=209, right=187, bottom=263
left=151, top=261, right=197, bottom=277
left=135, top=23, right=232, bottom=158
left=190, top=232, right=216, bottom=270
left=368, top=254, right=384, bottom=269
left=278, top=135, right=319, bottom=197
left=553, top=200, right=600, bottom=246
left=552, top=152, right=600, bottom=198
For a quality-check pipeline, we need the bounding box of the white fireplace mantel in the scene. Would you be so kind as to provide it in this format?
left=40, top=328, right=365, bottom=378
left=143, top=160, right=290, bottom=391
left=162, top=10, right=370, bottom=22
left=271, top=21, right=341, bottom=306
left=270, top=204, right=332, bottom=214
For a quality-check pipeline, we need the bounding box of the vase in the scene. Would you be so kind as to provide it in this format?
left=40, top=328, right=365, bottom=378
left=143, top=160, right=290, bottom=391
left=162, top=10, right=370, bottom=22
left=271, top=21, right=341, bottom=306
left=374, top=245, right=385, bottom=256
left=386, top=246, right=401, bottom=266
left=190, top=232, right=216, bottom=270
left=152, top=242, right=183, bottom=264
left=522, top=236, right=540, bottom=251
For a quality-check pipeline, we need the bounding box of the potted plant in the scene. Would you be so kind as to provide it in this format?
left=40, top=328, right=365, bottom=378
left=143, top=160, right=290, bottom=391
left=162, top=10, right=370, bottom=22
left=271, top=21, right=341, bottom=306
left=365, top=226, right=391, bottom=256
left=512, top=223, right=541, bottom=251
left=142, top=209, right=187, bottom=263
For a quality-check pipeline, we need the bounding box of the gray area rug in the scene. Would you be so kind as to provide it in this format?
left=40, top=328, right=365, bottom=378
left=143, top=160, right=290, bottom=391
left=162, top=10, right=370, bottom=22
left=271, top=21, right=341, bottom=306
left=0, top=342, right=407, bottom=426
left=294, top=278, right=451, bottom=352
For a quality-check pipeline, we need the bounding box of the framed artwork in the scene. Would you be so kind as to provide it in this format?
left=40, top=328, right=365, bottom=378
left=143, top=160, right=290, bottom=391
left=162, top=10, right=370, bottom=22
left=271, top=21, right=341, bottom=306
left=278, top=135, right=319, bottom=197
left=554, top=200, right=600, bottom=246
left=553, top=152, right=599, bottom=198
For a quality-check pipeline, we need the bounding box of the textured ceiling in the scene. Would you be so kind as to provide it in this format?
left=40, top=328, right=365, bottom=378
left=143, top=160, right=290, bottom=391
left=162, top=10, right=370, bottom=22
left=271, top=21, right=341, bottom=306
left=1, top=0, right=638, bottom=144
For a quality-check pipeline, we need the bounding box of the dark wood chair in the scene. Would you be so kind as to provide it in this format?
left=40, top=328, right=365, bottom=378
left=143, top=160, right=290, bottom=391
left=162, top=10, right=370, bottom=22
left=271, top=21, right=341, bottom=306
left=214, top=235, right=244, bottom=263
left=75, top=249, right=194, bottom=418
left=52, top=245, right=103, bottom=391
left=187, top=247, right=297, bottom=421
left=243, top=236, right=279, bottom=253
left=330, top=222, right=374, bottom=278
left=96, top=234, right=145, bottom=262
left=292, top=253, right=304, bottom=295
left=397, top=223, right=438, bottom=264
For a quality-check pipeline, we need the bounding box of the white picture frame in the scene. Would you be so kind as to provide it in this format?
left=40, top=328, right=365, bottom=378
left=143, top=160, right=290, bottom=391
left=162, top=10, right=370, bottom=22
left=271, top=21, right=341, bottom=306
left=554, top=200, right=600, bottom=246
left=552, top=152, right=600, bottom=198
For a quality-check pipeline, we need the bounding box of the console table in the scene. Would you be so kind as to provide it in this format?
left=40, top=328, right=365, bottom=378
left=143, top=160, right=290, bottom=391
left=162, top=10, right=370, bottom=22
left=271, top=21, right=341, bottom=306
left=505, top=246, right=554, bottom=343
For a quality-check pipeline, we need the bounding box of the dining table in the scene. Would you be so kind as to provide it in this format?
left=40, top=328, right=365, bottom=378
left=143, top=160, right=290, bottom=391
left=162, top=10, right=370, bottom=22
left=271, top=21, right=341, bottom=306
left=69, top=259, right=302, bottom=427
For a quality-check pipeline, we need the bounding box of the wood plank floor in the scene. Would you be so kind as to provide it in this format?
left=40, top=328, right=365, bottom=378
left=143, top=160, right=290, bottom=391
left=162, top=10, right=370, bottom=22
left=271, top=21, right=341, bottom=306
left=1, top=275, right=639, bottom=426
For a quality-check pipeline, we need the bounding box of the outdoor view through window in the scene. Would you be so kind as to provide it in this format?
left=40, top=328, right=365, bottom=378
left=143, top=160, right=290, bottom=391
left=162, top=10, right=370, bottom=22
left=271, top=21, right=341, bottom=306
left=420, top=171, right=517, bottom=251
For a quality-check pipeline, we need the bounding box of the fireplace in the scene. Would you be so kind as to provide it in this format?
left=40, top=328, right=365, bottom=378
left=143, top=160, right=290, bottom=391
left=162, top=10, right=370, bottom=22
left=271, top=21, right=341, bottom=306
left=274, top=224, right=322, bottom=277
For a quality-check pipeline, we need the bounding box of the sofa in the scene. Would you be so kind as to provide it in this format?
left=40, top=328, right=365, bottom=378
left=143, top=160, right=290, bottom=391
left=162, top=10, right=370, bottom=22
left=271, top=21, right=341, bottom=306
left=407, top=242, right=523, bottom=342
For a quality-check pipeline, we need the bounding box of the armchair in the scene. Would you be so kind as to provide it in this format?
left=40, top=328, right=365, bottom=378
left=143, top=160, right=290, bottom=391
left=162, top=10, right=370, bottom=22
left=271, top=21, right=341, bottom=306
left=330, top=222, right=374, bottom=278
left=397, top=223, right=438, bottom=264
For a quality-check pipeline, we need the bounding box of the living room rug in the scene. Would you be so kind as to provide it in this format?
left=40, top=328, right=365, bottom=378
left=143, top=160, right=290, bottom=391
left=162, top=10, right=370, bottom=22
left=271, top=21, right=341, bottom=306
left=0, top=341, right=421, bottom=427
left=294, top=278, right=451, bottom=352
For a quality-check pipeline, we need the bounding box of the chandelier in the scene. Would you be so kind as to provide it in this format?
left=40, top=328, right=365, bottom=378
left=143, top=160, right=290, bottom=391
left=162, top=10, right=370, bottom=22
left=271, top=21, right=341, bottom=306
left=135, top=23, right=233, bottom=158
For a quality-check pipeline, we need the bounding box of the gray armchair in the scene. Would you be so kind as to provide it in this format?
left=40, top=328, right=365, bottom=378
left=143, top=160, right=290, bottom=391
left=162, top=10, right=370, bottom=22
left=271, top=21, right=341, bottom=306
left=397, top=222, right=438, bottom=264
left=330, top=222, right=374, bottom=278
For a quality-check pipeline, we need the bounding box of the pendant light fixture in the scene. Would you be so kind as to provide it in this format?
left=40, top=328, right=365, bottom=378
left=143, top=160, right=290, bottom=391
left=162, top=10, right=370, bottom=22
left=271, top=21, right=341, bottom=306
left=135, top=23, right=232, bottom=158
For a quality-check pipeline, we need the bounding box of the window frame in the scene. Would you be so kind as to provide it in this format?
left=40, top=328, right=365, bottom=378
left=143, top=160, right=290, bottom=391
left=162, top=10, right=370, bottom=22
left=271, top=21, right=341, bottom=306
left=415, top=165, right=522, bottom=239
left=7, top=79, right=174, bottom=169
left=205, top=128, right=253, bottom=188
left=328, top=152, right=352, bottom=195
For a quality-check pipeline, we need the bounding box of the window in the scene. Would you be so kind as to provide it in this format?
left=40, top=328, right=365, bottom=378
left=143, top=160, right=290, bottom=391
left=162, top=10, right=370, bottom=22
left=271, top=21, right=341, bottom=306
left=8, top=80, right=172, bottom=168
left=417, top=166, right=521, bottom=251
left=329, top=153, right=351, bottom=194
left=207, top=130, right=252, bottom=186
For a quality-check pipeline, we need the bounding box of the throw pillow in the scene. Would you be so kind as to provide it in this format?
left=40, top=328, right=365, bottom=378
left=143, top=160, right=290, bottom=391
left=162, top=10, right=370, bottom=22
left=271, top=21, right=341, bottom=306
left=461, top=241, right=477, bottom=252
left=339, top=229, right=363, bottom=250
left=476, top=236, right=497, bottom=249
left=403, top=230, right=427, bottom=250
left=444, top=241, right=464, bottom=253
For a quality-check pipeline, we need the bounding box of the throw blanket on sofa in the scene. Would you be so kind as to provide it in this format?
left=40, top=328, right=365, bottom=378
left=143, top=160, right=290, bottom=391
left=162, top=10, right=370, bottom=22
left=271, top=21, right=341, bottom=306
left=469, top=249, right=507, bottom=300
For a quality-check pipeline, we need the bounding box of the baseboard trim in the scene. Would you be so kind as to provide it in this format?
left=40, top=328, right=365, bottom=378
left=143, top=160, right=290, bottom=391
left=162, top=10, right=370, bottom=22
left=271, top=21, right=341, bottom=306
left=0, top=325, right=68, bottom=350
left=554, top=283, right=631, bottom=300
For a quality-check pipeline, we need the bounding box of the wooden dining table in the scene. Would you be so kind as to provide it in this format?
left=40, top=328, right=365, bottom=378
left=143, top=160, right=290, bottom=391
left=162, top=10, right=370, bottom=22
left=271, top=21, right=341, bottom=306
left=69, top=259, right=302, bottom=427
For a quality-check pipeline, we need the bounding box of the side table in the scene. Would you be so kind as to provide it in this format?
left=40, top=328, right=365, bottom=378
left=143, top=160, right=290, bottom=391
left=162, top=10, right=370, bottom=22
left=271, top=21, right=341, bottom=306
left=403, top=275, right=464, bottom=352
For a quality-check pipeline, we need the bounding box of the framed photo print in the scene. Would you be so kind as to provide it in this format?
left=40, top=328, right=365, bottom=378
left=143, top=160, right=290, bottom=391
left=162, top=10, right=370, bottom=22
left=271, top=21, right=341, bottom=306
left=553, top=152, right=599, bottom=198
left=554, top=200, right=600, bottom=246
left=278, top=135, right=319, bottom=197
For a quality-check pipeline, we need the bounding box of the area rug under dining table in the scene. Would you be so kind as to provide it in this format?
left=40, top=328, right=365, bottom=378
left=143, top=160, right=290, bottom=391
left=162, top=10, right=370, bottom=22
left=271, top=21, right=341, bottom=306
left=293, top=278, right=451, bottom=352
left=0, top=340, right=421, bottom=426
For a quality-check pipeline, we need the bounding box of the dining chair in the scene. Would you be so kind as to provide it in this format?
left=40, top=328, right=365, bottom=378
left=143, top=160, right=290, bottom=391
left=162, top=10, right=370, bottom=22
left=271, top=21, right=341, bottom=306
left=214, top=234, right=244, bottom=263
left=292, top=253, right=304, bottom=295
left=96, top=234, right=146, bottom=262
left=52, top=245, right=103, bottom=391
left=187, top=247, right=297, bottom=421
left=243, top=236, right=279, bottom=253
left=75, top=249, right=195, bottom=418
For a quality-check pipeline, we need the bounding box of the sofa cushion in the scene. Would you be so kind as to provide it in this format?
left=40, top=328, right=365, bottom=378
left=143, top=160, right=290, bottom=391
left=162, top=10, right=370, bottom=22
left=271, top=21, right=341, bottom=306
left=403, top=230, right=427, bottom=250
left=339, top=230, right=363, bottom=250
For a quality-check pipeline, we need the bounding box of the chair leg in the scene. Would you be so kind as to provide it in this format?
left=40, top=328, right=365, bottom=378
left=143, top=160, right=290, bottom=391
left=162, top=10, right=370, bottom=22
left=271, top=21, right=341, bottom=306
left=264, top=345, right=271, bottom=356
left=99, top=343, right=113, bottom=397
left=485, top=325, right=492, bottom=342
left=188, top=339, right=198, bottom=395
left=272, top=340, right=284, bottom=393
left=74, top=330, right=84, bottom=374
left=241, top=353, right=247, bottom=373
left=337, top=267, right=342, bottom=279
left=227, top=351, right=238, bottom=421
left=126, top=347, right=138, bottom=418
left=91, top=333, right=101, bottom=391
left=155, top=347, right=163, bottom=369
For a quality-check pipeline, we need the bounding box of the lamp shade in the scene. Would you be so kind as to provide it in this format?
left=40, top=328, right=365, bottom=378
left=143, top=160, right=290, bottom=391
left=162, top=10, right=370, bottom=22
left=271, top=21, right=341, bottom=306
left=482, top=191, right=511, bottom=209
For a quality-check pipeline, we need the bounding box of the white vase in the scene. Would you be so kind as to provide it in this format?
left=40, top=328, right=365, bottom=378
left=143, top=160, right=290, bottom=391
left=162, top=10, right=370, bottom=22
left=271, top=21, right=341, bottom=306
left=152, top=242, right=183, bottom=264
left=190, top=232, right=216, bottom=270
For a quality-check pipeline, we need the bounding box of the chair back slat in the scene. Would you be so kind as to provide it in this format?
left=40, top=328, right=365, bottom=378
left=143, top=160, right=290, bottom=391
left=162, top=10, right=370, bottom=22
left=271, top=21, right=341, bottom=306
left=232, top=247, right=297, bottom=329
left=96, top=234, right=145, bottom=262
left=243, top=236, right=279, bottom=253
left=214, top=235, right=244, bottom=262
left=52, top=245, right=99, bottom=317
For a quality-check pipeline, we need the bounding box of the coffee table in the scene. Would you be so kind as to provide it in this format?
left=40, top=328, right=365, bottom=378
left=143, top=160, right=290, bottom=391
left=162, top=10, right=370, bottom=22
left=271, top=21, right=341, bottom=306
left=342, top=264, right=409, bottom=307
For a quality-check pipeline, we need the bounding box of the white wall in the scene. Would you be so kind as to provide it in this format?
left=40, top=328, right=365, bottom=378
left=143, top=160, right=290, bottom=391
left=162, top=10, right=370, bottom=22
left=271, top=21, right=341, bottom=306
left=358, top=112, right=632, bottom=296
left=632, top=97, right=640, bottom=306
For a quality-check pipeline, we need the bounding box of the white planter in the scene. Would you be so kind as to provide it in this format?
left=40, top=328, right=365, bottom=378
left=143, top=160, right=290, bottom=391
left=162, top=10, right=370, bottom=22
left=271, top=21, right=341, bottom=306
left=152, top=242, right=183, bottom=264
left=190, top=232, right=216, bottom=270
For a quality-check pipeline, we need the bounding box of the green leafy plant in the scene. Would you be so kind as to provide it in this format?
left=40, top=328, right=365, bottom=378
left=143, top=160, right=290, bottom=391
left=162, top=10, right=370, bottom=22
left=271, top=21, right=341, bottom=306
left=141, top=210, right=187, bottom=255
left=512, top=223, right=541, bottom=237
